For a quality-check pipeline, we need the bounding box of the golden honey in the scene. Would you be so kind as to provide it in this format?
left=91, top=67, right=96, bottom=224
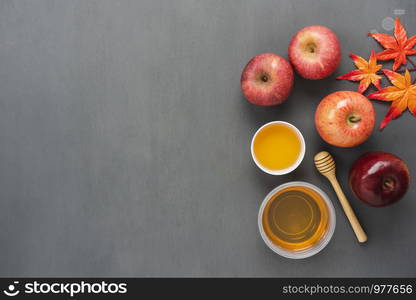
left=253, top=123, right=301, bottom=171
left=262, top=185, right=329, bottom=251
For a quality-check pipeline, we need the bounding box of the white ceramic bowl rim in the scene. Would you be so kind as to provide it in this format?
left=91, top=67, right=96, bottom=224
left=250, top=121, right=306, bottom=175
left=258, top=181, right=336, bottom=259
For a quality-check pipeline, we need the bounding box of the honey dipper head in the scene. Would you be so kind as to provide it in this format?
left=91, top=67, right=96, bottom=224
left=314, top=151, right=336, bottom=175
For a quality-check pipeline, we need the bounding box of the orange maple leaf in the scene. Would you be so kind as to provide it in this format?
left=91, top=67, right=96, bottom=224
left=368, top=17, right=416, bottom=71
left=368, top=69, right=416, bottom=129
left=337, top=50, right=382, bottom=93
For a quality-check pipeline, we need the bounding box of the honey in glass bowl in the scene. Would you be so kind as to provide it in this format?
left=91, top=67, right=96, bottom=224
left=259, top=182, right=335, bottom=258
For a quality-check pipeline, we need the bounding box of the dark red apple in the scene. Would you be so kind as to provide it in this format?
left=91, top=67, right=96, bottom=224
left=288, top=25, right=341, bottom=79
left=349, top=152, right=410, bottom=207
left=315, top=91, right=375, bottom=147
left=241, top=53, right=294, bottom=106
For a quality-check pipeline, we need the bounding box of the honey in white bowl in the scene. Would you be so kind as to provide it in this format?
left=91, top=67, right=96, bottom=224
left=251, top=122, right=304, bottom=175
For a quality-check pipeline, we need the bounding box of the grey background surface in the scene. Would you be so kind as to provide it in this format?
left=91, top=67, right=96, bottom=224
left=0, top=0, right=415, bottom=277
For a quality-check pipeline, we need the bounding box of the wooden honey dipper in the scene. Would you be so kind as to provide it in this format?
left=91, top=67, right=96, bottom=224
left=314, top=151, right=367, bottom=243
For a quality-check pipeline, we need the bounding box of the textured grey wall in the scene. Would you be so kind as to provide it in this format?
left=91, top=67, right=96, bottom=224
left=0, top=0, right=415, bottom=276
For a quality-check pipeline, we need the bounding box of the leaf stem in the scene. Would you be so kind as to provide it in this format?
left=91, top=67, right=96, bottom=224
left=376, top=68, right=416, bottom=75
left=408, top=57, right=416, bottom=84
left=408, top=57, right=416, bottom=69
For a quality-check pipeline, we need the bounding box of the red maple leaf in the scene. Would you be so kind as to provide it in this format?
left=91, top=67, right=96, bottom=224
left=368, top=17, right=416, bottom=71
left=337, top=50, right=382, bottom=93
left=368, top=69, right=416, bottom=129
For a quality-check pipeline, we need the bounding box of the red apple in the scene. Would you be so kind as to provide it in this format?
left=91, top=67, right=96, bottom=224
left=315, top=91, right=375, bottom=147
left=349, top=152, right=410, bottom=207
left=241, top=53, right=294, bottom=106
left=288, top=25, right=341, bottom=79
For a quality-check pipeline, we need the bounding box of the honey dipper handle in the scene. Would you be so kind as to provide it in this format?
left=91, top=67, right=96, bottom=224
left=327, top=175, right=368, bottom=243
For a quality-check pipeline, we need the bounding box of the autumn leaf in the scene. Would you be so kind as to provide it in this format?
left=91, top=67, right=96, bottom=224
left=368, top=69, right=416, bottom=129
left=337, top=50, right=382, bottom=93
left=368, top=17, right=416, bottom=71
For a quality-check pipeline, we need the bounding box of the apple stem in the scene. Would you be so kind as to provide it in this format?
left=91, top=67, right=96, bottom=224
left=261, top=75, right=268, bottom=82
left=383, top=178, right=395, bottom=191
left=348, top=114, right=361, bottom=124
left=306, top=42, right=317, bottom=54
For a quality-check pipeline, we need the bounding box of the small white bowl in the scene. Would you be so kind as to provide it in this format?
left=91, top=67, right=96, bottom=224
left=250, top=121, right=305, bottom=175
left=258, top=181, right=336, bottom=259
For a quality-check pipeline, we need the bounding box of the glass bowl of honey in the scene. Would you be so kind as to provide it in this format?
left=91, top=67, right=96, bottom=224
left=258, top=181, right=336, bottom=259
